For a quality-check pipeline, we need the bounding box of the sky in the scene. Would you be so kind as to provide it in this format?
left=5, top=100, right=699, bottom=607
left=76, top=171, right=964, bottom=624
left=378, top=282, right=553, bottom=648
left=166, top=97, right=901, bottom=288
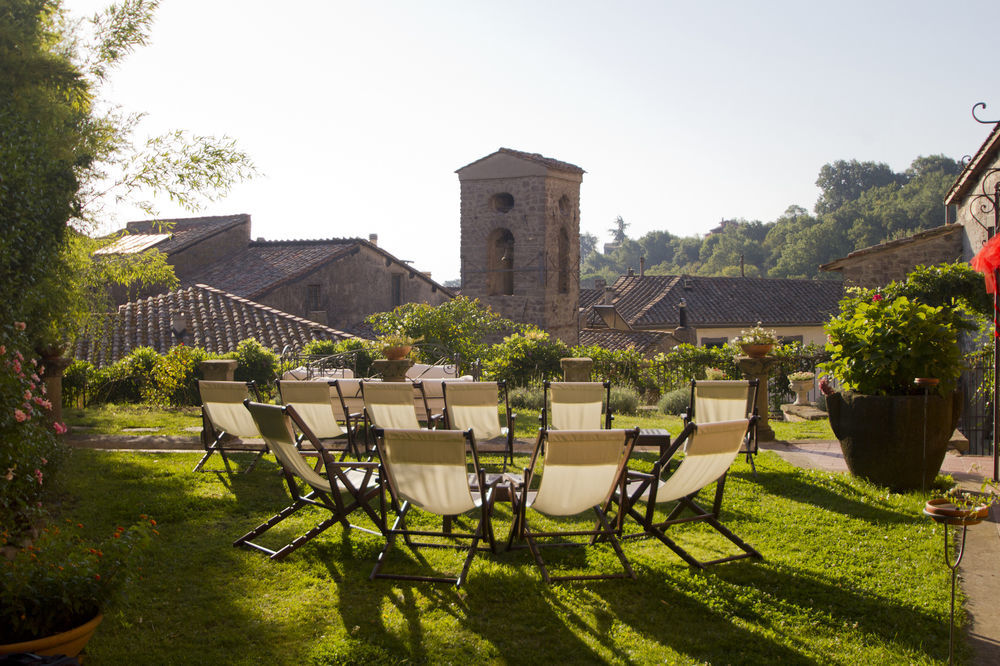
left=65, top=0, right=1000, bottom=283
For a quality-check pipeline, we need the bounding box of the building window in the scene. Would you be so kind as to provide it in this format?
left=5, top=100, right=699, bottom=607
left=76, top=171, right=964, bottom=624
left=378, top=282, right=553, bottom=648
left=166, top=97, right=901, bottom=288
left=307, top=284, right=321, bottom=311
left=490, top=192, right=515, bottom=213
left=558, top=226, right=570, bottom=293
left=391, top=274, right=403, bottom=307
left=487, top=228, right=515, bottom=296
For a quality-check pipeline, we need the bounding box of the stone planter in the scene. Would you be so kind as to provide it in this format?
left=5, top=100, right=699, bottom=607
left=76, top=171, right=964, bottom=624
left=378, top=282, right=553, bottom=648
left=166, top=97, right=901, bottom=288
left=790, top=379, right=812, bottom=406
left=382, top=345, right=412, bottom=361
left=739, top=343, right=773, bottom=358
left=827, top=391, right=962, bottom=491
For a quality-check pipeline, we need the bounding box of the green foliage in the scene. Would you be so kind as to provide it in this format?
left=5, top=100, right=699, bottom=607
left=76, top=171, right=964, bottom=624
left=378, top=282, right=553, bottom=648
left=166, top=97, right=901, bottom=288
left=507, top=383, right=545, bottom=411
left=482, top=329, right=568, bottom=387
left=148, top=344, right=208, bottom=406
left=608, top=384, right=640, bottom=415
left=368, top=297, right=520, bottom=374
left=229, top=338, right=278, bottom=392
left=62, top=358, right=95, bottom=407
left=822, top=294, right=964, bottom=396
left=0, top=322, right=65, bottom=531
left=573, top=344, right=647, bottom=390
left=0, top=516, right=157, bottom=643
left=300, top=338, right=377, bottom=378
left=657, top=387, right=690, bottom=415
left=648, top=344, right=739, bottom=393
left=883, top=262, right=993, bottom=319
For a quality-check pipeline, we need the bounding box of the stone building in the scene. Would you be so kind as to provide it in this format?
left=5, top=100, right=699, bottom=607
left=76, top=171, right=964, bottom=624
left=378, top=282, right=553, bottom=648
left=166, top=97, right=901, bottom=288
left=98, top=214, right=453, bottom=333
left=818, top=225, right=963, bottom=288
left=456, top=148, right=583, bottom=344
left=945, top=120, right=1000, bottom=260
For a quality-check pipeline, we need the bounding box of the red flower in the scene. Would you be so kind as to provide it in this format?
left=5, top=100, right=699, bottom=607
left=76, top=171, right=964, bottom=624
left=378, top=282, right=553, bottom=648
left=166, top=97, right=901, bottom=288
left=872, top=293, right=883, bottom=301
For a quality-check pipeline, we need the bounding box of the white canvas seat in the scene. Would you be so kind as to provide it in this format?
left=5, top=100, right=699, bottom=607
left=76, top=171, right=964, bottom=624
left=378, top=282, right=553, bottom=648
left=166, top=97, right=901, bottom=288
left=234, top=402, right=381, bottom=560
left=507, top=428, right=639, bottom=583
left=414, top=377, right=473, bottom=427
left=683, top=379, right=758, bottom=469
left=616, top=418, right=762, bottom=568
left=194, top=380, right=264, bottom=473
left=276, top=379, right=361, bottom=458
left=361, top=381, right=423, bottom=430
left=441, top=381, right=516, bottom=468
left=542, top=381, right=612, bottom=431
left=371, top=428, right=498, bottom=587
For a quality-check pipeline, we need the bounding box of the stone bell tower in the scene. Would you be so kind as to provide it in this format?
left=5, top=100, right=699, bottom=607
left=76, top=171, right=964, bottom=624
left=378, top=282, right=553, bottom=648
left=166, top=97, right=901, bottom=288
left=456, top=148, right=583, bottom=344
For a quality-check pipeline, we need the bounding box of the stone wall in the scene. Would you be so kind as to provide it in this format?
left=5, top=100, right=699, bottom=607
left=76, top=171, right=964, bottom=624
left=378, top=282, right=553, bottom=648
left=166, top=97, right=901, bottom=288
left=836, top=230, right=962, bottom=288
left=458, top=154, right=581, bottom=344
left=954, top=151, right=1000, bottom=261
left=259, top=245, right=449, bottom=331
left=170, top=221, right=250, bottom=283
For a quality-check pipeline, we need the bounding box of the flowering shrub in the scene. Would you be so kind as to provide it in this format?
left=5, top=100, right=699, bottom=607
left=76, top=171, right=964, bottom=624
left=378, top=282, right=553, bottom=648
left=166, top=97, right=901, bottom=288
left=1, top=322, right=64, bottom=532
left=734, top=322, right=778, bottom=346
left=482, top=328, right=568, bottom=387
left=0, top=517, right=157, bottom=642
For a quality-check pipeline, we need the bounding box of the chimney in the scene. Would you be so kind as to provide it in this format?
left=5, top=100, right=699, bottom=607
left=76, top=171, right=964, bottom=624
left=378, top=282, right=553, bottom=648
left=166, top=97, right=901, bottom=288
left=627, top=267, right=634, bottom=277
left=673, top=298, right=696, bottom=344
left=640, top=256, right=646, bottom=277
left=594, top=277, right=606, bottom=290
left=602, top=285, right=615, bottom=305
left=369, top=233, right=378, bottom=246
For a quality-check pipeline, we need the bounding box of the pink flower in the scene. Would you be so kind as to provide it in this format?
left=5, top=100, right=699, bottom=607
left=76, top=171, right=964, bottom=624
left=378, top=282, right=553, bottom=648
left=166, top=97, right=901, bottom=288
left=13, top=409, right=27, bottom=423
left=34, top=469, right=43, bottom=485
left=40, top=457, right=47, bottom=465
left=24, top=390, right=31, bottom=401
left=53, top=422, right=67, bottom=435
left=13, top=321, right=25, bottom=330
left=31, top=373, right=40, bottom=382
left=0, top=345, right=5, bottom=355
left=872, top=293, right=883, bottom=302
left=12, top=359, right=21, bottom=374
left=818, top=376, right=836, bottom=396
left=33, top=397, right=52, bottom=410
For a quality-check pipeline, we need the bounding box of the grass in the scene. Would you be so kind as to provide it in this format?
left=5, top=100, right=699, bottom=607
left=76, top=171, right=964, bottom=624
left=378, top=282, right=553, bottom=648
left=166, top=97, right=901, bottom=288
left=45, top=446, right=965, bottom=665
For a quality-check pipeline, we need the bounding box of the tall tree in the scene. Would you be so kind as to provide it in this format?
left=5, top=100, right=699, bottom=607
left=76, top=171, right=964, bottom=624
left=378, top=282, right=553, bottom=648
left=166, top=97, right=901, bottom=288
left=814, top=159, right=901, bottom=215
left=607, top=215, right=630, bottom=243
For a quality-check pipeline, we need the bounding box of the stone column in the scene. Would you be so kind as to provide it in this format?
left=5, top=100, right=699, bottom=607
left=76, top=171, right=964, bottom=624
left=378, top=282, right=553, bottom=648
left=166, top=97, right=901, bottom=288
left=372, top=359, right=413, bottom=382
left=737, top=355, right=781, bottom=442
left=41, top=356, right=71, bottom=425
left=560, top=357, right=593, bottom=382
left=200, top=359, right=237, bottom=381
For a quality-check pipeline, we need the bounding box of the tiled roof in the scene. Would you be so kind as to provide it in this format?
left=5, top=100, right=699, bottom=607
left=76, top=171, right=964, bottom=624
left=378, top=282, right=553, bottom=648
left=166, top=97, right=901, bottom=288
left=578, top=288, right=603, bottom=310
left=578, top=329, right=670, bottom=354
left=587, top=275, right=843, bottom=329
left=183, top=239, right=357, bottom=297
left=819, top=225, right=962, bottom=271
left=72, top=284, right=356, bottom=366
left=457, top=148, right=585, bottom=175
left=945, top=122, right=1000, bottom=205
left=123, top=214, right=249, bottom=255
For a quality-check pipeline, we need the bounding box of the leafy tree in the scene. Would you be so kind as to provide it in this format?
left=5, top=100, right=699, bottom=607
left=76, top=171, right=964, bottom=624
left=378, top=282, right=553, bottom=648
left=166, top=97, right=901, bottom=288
left=579, top=232, right=598, bottom=266
left=608, top=215, right=630, bottom=243
left=814, top=159, right=902, bottom=215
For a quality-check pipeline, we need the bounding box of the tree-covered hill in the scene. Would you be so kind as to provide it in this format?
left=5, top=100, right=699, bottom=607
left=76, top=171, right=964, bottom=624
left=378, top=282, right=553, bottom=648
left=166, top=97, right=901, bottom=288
left=581, top=155, right=963, bottom=285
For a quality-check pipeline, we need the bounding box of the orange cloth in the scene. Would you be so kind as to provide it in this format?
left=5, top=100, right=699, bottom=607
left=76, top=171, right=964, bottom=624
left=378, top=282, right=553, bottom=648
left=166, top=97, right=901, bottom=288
left=971, top=234, right=1000, bottom=294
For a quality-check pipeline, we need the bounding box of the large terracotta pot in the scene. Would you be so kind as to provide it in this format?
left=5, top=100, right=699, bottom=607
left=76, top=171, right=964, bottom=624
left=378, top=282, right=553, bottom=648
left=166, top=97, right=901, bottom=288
left=0, top=613, right=102, bottom=658
left=827, top=391, right=961, bottom=491
left=740, top=343, right=773, bottom=358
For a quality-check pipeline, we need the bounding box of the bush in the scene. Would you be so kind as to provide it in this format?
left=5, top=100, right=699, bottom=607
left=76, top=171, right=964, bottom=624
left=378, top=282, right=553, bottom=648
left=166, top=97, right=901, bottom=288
left=609, top=385, right=640, bottom=415
left=148, top=345, right=209, bottom=406
left=482, top=328, right=568, bottom=387
left=507, top=384, right=545, bottom=411
left=230, top=338, right=279, bottom=393
left=62, top=359, right=95, bottom=407
left=0, top=322, right=65, bottom=533
left=658, top=388, right=690, bottom=415
left=300, top=338, right=377, bottom=378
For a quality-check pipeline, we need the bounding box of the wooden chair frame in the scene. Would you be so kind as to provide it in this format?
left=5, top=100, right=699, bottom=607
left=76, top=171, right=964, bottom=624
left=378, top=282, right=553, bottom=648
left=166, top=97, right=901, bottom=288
left=195, top=380, right=264, bottom=473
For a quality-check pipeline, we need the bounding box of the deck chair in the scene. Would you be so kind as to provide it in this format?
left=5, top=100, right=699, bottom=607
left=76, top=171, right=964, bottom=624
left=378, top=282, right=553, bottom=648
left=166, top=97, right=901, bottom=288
left=234, top=401, right=382, bottom=560
left=276, top=379, right=361, bottom=459
left=370, top=428, right=498, bottom=587
left=414, top=377, right=471, bottom=428
left=614, top=418, right=762, bottom=568
left=362, top=381, right=422, bottom=431
left=195, top=380, right=264, bottom=473
left=332, top=378, right=370, bottom=453
left=683, top=379, right=758, bottom=471
left=541, top=381, right=612, bottom=431
left=507, top=428, right=639, bottom=583
left=441, top=381, right=516, bottom=469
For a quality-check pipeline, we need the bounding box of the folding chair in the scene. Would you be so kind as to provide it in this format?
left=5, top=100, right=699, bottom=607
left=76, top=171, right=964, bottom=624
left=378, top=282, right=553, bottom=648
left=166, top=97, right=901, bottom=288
left=361, top=381, right=423, bottom=430
left=414, top=378, right=468, bottom=428
left=276, top=379, right=360, bottom=459
left=370, top=428, right=498, bottom=587
left=194, top=380, right=264, bottom=473
left=683, top=379, right=758, bottom=471
left=541, top=381, right=612, bottom=431
left=234, top=401, right=382, bottom=560
left=331, top=378, right=370, bottom=453
left=441, top=381, right=516, bottom=469
left=507, top=428, right=639, bottom=583
left=614, top=418, right=762, bottom=568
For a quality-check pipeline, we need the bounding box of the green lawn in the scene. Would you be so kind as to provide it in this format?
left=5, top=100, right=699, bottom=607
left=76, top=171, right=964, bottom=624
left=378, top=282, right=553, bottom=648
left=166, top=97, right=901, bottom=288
left=48, top=446, right=963, bottom=665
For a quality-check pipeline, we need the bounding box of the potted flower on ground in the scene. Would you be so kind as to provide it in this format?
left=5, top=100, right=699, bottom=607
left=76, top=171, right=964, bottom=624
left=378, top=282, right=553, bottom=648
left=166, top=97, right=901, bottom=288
left=821, top=291, right=967, bottom=491
left=0, top=517, right=157, bottom=657
left=734, top=322, right=778, bottom=358
left=786, top=371, right=815, bottom=405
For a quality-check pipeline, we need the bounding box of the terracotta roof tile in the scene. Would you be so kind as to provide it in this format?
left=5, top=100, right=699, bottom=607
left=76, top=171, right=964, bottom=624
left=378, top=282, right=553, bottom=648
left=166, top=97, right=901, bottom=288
left=73, top=284, right=356, bottom=366
left=586, top=275, right=842, bottom=328
left=578, top=329, right=670, bottom=354
left=123, top=214, right=249, bottom=255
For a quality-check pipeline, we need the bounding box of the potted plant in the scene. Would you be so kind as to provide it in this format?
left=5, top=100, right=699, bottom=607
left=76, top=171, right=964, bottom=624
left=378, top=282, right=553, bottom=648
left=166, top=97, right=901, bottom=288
left=734, top=322, right=778, bottom=358
left=821, top=292, right=967, bottom=491
left=377, top=333, right=422, bottom=361
left=0, top=517, right=157, bottom=657
left=786, top=371, right=815, bottom=406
